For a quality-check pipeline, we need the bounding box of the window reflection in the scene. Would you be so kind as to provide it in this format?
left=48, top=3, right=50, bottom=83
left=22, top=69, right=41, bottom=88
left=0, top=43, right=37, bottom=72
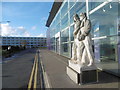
left=70, top=2, right=86, bottom=24
left=90, top=2, right=118, bottom=62
left=61, top=1, right=68, bottom=18
left=88, top=2, right=103, bottom=11
left=61, top=28, right=69, bottom=42
left=61, top=14, right=68, bottom=30
left=70, top=25, right=74, bottom=41
left=69, top=1, right=76, bottom=9
left=56, top=23, right=60, bottom=33
left=61, top=43, right=70, bottom=57
left=55, top=13, right=60, bottom=25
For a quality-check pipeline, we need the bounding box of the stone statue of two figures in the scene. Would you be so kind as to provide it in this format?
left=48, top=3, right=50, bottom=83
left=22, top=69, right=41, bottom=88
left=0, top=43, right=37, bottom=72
left=70, top=13, right=94, bottom=67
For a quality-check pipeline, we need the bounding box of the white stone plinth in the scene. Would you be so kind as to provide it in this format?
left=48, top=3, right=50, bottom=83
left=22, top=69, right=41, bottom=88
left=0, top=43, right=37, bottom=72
left=67, top=60, right=98, bottom=84
left=66, top=67, right=79, bottom=84
left=68, top=60, right=97, bottom=73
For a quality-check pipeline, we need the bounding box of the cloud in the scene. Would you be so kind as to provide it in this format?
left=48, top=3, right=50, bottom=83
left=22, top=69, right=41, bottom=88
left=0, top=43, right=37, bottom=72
left=1, top=23, right=46, bottom=37
left=31, top=26, right=37, bottom=30
left=1, top=23, right=17, bottom=36
left=36, top=34, right=46, bottom=37
left=1, top=23, right=31, bottom=37
left=24, top=32, right=30, bottom=37
left=17, top=26, right=24, bottom=30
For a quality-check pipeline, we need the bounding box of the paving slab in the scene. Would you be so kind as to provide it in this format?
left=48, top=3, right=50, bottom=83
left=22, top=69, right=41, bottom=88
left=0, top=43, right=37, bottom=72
left=40, top=49, right=120, bottom=88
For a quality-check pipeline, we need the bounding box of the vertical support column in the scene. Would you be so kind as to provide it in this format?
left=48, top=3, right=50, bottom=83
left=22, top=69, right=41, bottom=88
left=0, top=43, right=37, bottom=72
left=59, top=3, right=62, bottom=55
left=86, top=0, right=89, bottom=19
left=118, top=44, right=120, bottom=64
left=54, top=36, right=56, bottom=53
left=118, top=22, right=120, bottom=63
left=68, top=0, right=72, bottom=58
left=69, top=28, right=71, bottom=58
left=117, top=17, right=120, bottom=63
left=118, top=5, right=120, bottom=63
left=59, top=32, right=61, bottom=55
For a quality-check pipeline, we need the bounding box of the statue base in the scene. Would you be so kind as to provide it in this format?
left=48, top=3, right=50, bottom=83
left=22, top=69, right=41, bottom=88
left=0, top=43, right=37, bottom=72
left=66, top=60, right=98, bottom=85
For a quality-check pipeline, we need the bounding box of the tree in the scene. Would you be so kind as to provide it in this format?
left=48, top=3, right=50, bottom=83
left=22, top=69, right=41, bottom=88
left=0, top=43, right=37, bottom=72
left=20, top=40, right=27, bottom=49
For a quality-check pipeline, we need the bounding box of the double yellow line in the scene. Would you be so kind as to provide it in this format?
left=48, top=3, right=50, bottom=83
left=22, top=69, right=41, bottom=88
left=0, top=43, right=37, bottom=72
left=28, top=53, right=38, bottom=90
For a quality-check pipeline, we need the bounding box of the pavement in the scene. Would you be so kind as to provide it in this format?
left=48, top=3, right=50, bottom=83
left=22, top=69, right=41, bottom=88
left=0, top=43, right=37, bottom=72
left=40, top=49, right=120, bottom=88
left=2, top=48, right=38, bottom=88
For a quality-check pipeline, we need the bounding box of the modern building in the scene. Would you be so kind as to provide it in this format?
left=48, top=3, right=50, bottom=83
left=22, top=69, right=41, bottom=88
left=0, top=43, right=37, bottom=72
left=46, top=0, right=120, bottom=76
left=1, top=37, right=46, bottom=48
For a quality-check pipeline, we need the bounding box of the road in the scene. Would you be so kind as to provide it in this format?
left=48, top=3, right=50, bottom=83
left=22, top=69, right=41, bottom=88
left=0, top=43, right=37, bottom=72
left=2, top=48, right=37, bottom=88
left=2, top=49, right=120, bottom=89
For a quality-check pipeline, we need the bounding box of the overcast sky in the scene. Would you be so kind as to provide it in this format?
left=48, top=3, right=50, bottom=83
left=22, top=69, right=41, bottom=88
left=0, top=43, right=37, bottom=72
left=1, top=2, right=53, bottom=37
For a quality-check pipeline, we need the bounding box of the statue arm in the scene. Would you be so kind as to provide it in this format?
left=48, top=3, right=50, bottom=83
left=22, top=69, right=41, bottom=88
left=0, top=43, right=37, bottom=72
left=73, top=27, right=80, bottom=35
left=73, top=21, right=81, bottom=36
left=78, top=20, right=91, bottom=41
left=82, top=19, right=91, bottom=36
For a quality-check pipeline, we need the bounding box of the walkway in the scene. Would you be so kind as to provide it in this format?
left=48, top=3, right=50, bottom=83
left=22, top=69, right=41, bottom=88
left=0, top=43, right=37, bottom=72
left=40, top=49, right=120, bottom=88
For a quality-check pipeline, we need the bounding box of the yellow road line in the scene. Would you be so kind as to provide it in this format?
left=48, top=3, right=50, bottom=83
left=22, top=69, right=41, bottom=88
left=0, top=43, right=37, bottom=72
left=33, top=54, right=38, bottom=89
left=39, top=52, right=51, bottom=88
left=28, top=54, right=37, bottom=90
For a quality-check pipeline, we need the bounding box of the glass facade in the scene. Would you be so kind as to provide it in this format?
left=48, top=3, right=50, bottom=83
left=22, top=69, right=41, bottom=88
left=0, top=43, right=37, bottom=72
left=90, top=2, right=119, bottom=63
left=46, top=0, right=119, bottom=76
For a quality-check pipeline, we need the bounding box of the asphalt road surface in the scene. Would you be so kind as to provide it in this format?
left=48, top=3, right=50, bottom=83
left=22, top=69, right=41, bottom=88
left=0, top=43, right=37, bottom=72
left=2, top=48, right=38, bottom=88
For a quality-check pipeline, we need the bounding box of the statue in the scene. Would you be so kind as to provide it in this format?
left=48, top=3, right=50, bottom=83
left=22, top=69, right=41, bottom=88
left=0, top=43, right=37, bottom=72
left=70, top=13, right=94, bottom=67
left=71, top=14, right=81, bottom=63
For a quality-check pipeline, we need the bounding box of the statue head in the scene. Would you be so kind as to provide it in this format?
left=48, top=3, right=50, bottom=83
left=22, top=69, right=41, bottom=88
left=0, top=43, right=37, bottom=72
left=80, top=13, right=87, bottom=21
left=73, top=14, right=80, bottom=22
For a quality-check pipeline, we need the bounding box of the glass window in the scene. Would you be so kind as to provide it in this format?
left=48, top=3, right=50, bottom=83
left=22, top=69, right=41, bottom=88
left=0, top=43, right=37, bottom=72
left=98, top=36, right=117, bottom=61
left=50, top=27, right=55, bottom=37
left=56, top=23, right=60, bottom=33
left=61, top=1, right=68, bottom=17
left=70, top=2, right=86, bottom=24
left=51, top=45, right=55, bottom=51
left=69, top=0, right=77, bottom=9
left=50, top=37, right=55, bottom=45
left=89, top=2, right=103, bottom=11
left=3, top=37, right=6, bottom=39
left=61, top=43, right=70, bottom=57
left=76, top=2, right=86, bottom=15
left=55, top=13, right=60, bottom=25
left=90, top=2, right=118, bottom=62
left=50, top=20, right=56, bottom=36
left=70, top=5, right=76, bottom=24
left=90, top=2, right=118, bottom=37
left=61, top=28, right=69, bottom=42
left=118, top=18, right=120, bottom=36
left=7, top=37, right=10, bottom=39
left=70, top=25, right=74, bottom=41
left=61, top=14, right=68, bottom=30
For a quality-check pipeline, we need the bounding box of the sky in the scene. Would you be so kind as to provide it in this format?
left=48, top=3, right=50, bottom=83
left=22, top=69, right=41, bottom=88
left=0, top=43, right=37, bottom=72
left=1, top=2, right=53, bottom=37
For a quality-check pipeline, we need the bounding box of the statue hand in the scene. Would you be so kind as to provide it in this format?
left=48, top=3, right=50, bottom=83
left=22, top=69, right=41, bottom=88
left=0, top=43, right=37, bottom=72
left=73, top=33, right=76, bottom=37
left=73, top=31, right=77, bottom=35
left=78, top=35, right=85, bottom=41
